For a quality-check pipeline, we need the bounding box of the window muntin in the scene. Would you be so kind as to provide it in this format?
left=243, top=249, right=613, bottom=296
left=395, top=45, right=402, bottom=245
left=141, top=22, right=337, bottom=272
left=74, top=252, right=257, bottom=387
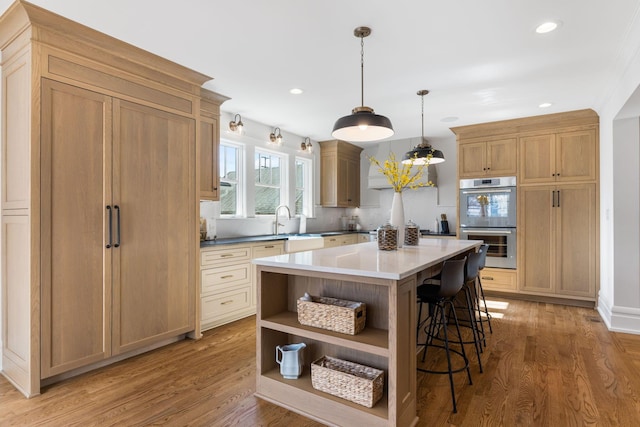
left=255, top=150, right=285, bottom=215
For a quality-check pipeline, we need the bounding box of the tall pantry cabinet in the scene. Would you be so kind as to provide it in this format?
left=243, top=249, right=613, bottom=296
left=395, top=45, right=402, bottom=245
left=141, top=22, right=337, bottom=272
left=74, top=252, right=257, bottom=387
left=0, top=1, right=224, bottom=396
left=452, top=109, right=599, bottom=303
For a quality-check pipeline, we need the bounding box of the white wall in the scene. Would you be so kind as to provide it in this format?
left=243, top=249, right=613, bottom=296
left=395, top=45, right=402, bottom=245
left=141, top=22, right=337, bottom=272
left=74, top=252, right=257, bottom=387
left=205, top=112, right=460, bottom=238
left=597, top=16, right=640, bottom=333
left=353, top=135, right=458, bottom=232
left=204, top=112, right=349, bottom=238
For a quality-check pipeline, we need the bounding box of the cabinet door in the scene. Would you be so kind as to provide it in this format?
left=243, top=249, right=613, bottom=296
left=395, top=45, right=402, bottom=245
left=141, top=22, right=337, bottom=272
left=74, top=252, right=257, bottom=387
left=486, top=138, right=517, bottom=176
left=346, top=157, right=360, bottom=207
left=112, top=99, right=195, bottom=355
left=519, top=134, right=556, bottom=184
left=320, top=152, right=338, bottom=206
left=199, top=117, right=219, bottom=200
left=40, top=79, right=113, bottom=377
left=519, top=186, right=555, bottom=293
left=458, top=141, right=487, bottom=178
left=555, top=184, right=597, bottom=297
left=556, top=130, right=597, bottom=182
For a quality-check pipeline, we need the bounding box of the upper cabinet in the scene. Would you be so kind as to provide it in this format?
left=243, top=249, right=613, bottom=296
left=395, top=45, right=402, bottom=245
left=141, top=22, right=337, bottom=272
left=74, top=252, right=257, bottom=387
left=519, top=129, right=597, bottom=185
left=319, top=140, right=363, bottom=207
left=199, top=89, right=229, bottom=201
left=458, top=137, right=517, bottom=178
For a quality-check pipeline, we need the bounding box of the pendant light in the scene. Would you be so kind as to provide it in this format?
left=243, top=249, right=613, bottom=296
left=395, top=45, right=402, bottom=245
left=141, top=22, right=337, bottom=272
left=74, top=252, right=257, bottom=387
left=332, top=26, right=394, bottom=143
left=402, top=90, right=445, bottom=165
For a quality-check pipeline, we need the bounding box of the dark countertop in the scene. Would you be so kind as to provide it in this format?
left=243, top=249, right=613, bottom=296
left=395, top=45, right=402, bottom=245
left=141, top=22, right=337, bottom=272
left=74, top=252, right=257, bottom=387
left=200, top=230, right=365, bottom=247
left=420, top=230, right=457, bottom=237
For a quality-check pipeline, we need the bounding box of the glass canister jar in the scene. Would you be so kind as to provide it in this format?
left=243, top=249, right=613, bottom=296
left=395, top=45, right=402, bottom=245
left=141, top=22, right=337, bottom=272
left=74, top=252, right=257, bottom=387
left=377, top=222, right=398, bottom=251
left=404, top=220, right=420, bottom=246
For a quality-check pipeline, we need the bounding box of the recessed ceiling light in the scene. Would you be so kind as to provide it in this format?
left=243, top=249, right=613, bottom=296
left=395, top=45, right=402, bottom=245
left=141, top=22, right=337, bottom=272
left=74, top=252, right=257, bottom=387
left=536, top=21, right=559, bottom=34
left=440, top=116, right=459, bottom=123
left=289, top=88, right=303, bottom=95
left=539, top=102, right=553, bottom=108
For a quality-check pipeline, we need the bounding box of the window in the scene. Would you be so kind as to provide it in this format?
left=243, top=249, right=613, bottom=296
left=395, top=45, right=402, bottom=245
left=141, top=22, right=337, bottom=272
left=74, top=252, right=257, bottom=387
left=295, top=157, right=312, bottom=216
left=219, top=142, right=242, bottom=216
left=255, top=150, right=285, bottom=215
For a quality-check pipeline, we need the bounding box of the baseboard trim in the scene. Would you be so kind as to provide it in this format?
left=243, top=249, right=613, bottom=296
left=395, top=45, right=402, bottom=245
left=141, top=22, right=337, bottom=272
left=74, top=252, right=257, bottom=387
left=485, top=290, right=596, bottom=308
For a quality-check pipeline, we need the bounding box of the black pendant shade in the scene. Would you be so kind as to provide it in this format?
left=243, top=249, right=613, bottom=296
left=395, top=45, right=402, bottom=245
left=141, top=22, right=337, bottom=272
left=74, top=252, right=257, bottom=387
left=332, top=107, right=394, bottom=142
left=403, top=142, right=445, bottom=165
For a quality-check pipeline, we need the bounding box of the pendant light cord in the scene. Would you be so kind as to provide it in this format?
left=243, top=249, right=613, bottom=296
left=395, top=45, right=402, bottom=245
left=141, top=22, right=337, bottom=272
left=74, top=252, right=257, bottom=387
left=421, top=92, right=425, bottom=140
left=360, top=34, right=365, bottom=107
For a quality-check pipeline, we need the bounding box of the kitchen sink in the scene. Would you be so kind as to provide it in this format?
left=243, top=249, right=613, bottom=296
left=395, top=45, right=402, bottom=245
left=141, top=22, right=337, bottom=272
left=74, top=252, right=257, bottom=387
left=284, top=234, right=324, bottom=253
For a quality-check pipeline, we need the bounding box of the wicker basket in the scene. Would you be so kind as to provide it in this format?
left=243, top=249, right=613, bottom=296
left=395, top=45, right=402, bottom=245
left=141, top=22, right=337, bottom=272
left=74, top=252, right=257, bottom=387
left=297, top=295, right=366, bottom=335
left=311, top=356, right=384, bottom=408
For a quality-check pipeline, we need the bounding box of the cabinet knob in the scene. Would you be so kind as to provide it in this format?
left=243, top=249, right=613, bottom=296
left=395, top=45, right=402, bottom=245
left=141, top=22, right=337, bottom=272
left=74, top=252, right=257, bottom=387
left=213, top=187, right=218, bottom=190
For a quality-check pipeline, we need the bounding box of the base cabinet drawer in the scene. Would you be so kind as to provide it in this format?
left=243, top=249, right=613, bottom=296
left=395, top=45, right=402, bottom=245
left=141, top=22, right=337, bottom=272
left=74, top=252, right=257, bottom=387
left=201, top=286, right=252, bottom=324
left=201, top=264, right=250, bottom=294
left=201, top=246, right=251, bottom=267
left=480, top=268, right=517, bottom=291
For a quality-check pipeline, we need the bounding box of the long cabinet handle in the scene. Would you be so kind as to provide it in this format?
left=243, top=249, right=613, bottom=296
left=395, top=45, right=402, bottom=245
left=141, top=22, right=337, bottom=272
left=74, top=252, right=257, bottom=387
left=552, top=190, right=556, bottom=208
left=106, top=206, right=113, bottom=249
left=557, top=190, right=560, bottom=207
left=114, top=205, right=121, bottom=248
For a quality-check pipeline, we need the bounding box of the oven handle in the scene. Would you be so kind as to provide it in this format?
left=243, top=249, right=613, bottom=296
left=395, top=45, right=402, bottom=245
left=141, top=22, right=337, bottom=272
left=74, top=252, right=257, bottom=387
left=461, top=229, right=513, bottom=234
left=462, top=188, right=512, bottom=194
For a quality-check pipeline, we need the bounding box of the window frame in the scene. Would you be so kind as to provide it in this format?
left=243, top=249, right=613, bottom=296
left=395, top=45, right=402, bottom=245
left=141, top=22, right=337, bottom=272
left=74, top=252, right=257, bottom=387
left=219, top=139, right=244, bottom=217
left=294, top=156, right=313, bottom=217
left=254, top=148, right=288, bottom=217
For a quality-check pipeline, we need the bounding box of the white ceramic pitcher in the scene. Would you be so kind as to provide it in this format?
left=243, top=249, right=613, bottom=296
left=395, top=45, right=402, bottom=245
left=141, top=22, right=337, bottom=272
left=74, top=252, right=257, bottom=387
left=275, top=343, right=306, bottom=379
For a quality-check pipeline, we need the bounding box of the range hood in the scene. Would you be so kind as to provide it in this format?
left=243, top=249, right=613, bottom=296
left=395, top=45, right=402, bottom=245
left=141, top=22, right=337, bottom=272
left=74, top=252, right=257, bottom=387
left=367, top=138, right=438, bottom=189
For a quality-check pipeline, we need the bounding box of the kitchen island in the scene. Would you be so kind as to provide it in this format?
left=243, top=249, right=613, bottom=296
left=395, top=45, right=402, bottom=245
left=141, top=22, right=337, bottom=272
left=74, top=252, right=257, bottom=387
left=252, top=238, right=481, bottom=427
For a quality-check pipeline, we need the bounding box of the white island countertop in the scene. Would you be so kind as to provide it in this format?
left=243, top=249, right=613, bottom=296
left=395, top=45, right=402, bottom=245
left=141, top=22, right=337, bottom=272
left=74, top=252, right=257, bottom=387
left=252, top=238, right=481, bottom=280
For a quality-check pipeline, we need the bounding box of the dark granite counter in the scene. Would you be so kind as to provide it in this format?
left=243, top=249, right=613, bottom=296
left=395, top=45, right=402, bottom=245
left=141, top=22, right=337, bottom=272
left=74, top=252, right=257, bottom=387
left=200, top=230, right=366, bottom=247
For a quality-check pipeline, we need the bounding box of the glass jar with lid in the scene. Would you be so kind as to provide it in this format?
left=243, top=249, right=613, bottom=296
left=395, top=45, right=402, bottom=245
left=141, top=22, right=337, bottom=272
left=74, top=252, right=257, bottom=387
left=404, top=220, right=420, bottom=246
left=377, top=222, right=398, bottom=251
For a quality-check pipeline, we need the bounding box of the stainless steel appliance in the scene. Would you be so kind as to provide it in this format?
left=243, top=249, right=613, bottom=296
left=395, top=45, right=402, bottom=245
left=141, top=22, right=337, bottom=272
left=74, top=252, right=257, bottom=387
left=459, top=176, right=517, bottom=269
left=459, top=227, right=516, bottom=269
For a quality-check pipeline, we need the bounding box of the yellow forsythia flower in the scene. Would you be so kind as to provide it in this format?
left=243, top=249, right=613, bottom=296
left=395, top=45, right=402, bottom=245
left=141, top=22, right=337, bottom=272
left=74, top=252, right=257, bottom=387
left=367, top=151, right=434, bottom=193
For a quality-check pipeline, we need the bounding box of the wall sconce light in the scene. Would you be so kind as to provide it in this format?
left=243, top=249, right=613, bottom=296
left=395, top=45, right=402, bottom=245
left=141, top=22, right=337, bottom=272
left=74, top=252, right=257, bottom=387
left=269, top=127, right=283, bottom=145
left=300, top=137, right=313, bottom=153
left=229, top=114, right=244, bottom=134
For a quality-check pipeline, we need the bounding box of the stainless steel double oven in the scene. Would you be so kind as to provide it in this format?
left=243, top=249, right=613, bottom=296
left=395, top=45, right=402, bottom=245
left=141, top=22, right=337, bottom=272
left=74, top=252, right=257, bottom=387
left=459, top=176, right=517, bottom=269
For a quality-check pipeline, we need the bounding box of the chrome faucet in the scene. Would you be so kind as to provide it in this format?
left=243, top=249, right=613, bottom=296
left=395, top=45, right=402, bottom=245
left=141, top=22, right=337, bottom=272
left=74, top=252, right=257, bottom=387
left=274, top=204, right=292, bottom=235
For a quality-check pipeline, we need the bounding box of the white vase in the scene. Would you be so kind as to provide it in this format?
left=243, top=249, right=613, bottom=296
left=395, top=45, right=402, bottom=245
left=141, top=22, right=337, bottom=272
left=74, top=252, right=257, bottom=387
left=390, top=192, right=405, bottom=248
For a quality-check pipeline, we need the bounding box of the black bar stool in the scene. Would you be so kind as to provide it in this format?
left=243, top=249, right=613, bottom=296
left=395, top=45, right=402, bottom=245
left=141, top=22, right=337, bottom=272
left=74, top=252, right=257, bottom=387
left=452, top=251, right=485, bottom=370
left=416, top=258, right=471, bottom=413
left=476, top=244, right=493, bottom=334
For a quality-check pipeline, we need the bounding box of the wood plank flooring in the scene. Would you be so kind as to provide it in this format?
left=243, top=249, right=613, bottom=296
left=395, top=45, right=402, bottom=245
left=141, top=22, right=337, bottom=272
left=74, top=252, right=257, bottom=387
left=1, top=298, right=639, bottom=426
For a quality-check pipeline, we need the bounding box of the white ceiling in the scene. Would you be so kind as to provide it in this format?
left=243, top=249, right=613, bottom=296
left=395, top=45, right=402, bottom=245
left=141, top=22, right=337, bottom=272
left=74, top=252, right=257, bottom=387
left=2, top=0, right=640, bottom=144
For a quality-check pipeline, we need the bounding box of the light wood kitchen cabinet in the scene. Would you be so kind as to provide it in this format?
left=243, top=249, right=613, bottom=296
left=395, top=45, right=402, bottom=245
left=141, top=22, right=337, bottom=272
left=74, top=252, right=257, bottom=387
left=479, top=268, right=517, bottom=292
left=458, top=138, right=517, bottom=178
left=199, top=89, right=229, bottom=201
left=40, top=79, right=197, bottom=376
left=0, top=2, right=220, bottom=396
left=323, top=233, right=359, bottom=248
left=453, top=110, right=599, bottom=303
left=519, top=184, right=597, bottom=299
left=519, top=129, right=597, bottom=185
left=200, top=241, right=284, bottom=331
left=319, top=140, right=363, bottom=207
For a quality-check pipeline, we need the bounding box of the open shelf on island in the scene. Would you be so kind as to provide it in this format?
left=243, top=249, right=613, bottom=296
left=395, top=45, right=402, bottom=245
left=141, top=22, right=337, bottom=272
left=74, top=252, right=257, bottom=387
left=261, top=311, right=389, bottom=357
left=259, top=368, right=388, bottom=423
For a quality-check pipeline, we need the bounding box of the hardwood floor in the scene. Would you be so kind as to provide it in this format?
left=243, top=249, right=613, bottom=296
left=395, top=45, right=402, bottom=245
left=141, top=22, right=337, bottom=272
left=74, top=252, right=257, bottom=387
left=1, top=298, right=639, bottom=426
